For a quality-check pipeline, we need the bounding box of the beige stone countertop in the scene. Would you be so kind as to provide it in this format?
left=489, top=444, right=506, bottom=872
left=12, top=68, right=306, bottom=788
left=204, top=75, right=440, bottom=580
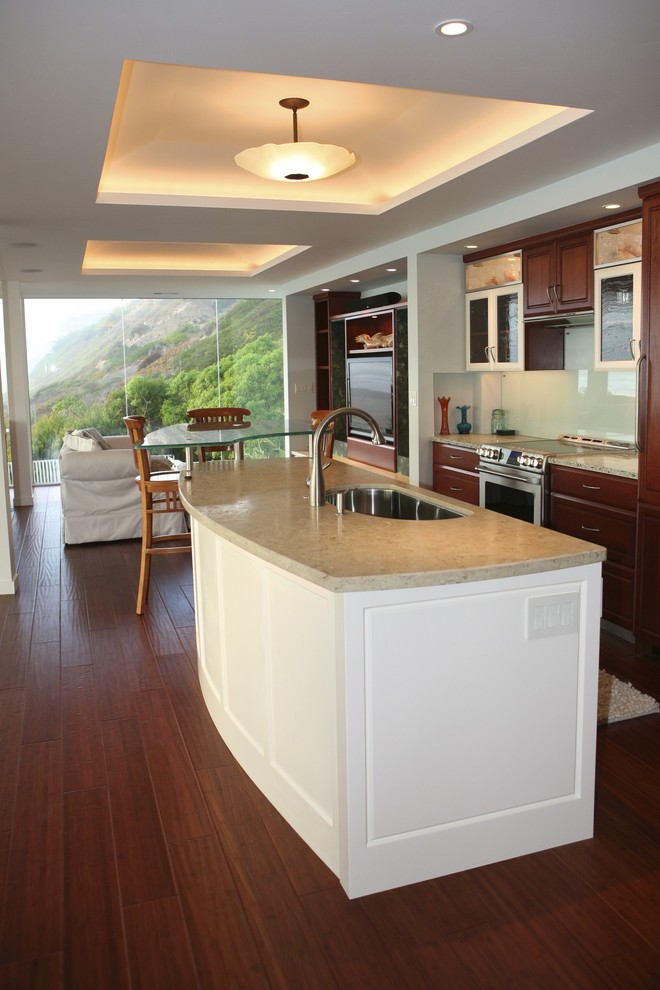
left=546, top=451, right=637, bottom=478
left=179, top=457, right=605, bottom=593
left=432, top=433, right=638, bottom=479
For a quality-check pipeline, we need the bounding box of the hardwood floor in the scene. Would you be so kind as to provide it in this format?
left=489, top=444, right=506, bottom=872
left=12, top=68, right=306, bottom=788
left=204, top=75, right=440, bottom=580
left=1, top=486, right=659, bottom=989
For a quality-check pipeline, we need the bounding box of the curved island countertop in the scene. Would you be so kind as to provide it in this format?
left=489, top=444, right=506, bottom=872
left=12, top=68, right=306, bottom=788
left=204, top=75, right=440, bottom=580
left=180, top=455, right=604, bottom=899
left=178, top=456, right=605, bottom=592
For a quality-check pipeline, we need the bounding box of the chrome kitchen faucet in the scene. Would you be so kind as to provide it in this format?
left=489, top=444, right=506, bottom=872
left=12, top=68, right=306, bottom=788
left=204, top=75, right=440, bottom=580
left=308, top=407, right=386, bottom=507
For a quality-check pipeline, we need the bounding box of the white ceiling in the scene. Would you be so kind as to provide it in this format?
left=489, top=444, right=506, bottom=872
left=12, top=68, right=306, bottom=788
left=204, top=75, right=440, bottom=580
left=1, top=0, right=659, bottom=300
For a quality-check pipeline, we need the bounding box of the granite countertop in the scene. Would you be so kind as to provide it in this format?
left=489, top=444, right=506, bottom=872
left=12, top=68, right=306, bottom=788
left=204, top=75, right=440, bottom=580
left=179, top=457, right=605, bottom=593
left=432, top=433, right=638, bottom=479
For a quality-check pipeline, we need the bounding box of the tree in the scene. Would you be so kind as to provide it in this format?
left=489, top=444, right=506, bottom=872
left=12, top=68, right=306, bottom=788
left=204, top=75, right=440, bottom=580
left=160, top=370, right=200, bottom=425
left=31, top=395, right=87, bottom=459
left=126, top=375, right=169, bottom=430
left=224, top=334, right=284, bottom=418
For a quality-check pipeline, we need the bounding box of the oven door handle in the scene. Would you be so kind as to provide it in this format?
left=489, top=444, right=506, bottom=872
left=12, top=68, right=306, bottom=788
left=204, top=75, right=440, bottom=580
left=478, top=465, right=543, bottom=486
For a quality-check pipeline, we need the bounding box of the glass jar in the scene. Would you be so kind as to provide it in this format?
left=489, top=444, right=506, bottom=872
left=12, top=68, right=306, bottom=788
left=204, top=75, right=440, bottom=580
left=490, top=408, right=506, bottom=434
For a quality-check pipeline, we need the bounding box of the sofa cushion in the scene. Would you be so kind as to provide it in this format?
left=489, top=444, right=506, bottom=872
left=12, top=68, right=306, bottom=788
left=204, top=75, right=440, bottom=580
left=62, top=432, right=103, bottom=452
left=62, top=427, right=112, bottom=452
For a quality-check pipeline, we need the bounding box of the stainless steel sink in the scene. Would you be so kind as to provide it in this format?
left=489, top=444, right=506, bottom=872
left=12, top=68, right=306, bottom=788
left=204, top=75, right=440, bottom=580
left=325, top=487, right=465, bottom=520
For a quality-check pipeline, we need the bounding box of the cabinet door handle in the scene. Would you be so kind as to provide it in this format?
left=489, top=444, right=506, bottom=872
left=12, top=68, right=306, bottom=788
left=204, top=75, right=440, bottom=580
left=628, top=337, right=638, bottom=361
left=636, top=353, right=647, bottom=453
left=449, top=453, right=463, bottom=460
left=553, top=284, right=561, bottom=305
left=546, top=285, right=553, bottom=305
left=581, top=484, right=601, bottom=491
left=581, top=525, right=600, bottom=533
left=449, top=486, right=463, bottom=492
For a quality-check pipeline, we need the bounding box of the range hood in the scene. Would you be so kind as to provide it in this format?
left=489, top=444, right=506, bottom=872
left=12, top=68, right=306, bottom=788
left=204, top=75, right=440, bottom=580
left=524, top=311, right=594, bottom=328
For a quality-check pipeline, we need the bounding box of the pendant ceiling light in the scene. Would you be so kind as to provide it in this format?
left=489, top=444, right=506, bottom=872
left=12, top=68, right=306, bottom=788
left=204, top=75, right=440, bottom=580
left=235, top=98, right=356, bottom=182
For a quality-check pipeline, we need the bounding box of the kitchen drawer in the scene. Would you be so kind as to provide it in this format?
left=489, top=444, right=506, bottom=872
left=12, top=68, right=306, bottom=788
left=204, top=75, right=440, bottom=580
left=433, top=443, right=479, bottom=472
left=433, top=467, right=479, bottom=505
left=550, top=465, right=637, bottom=511
left=550, top=494, right=636, bottom=566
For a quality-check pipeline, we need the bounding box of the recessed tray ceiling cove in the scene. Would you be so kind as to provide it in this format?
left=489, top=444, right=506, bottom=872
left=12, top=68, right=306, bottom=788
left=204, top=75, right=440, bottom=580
left=82, top=241, right=308, bottom=276
left=97, top=61, right=590, bottom=216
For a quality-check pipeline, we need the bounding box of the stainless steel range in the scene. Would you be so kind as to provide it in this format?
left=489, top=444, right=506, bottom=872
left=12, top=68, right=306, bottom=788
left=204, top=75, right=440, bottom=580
left=477, top=435, right=631, bottom=526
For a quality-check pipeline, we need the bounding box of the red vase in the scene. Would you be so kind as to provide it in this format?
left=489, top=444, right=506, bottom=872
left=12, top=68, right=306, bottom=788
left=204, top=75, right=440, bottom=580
left=438, top=396, right=451, bottom=435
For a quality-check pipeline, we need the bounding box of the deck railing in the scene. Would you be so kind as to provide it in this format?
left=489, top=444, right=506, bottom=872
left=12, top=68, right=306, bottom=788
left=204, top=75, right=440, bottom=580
left=7, top=458, right=61, bottom=487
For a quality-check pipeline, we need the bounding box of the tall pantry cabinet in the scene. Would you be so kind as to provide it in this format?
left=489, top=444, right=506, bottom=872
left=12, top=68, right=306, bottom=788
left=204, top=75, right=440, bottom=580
left=635, top=180, right=660, bottom=646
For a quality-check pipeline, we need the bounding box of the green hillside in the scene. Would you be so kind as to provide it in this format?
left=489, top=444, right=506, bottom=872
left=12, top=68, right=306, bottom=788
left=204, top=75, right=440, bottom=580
left=29, top=297, right=284, bottom=459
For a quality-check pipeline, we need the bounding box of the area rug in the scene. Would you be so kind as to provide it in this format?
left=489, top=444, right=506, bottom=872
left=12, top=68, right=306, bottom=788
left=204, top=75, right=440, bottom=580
left=598, top=669, right=660, bottom=725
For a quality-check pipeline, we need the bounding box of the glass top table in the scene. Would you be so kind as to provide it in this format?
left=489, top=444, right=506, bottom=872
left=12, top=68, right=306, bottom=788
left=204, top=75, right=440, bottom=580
left=139, top=418, right=318, bottom=477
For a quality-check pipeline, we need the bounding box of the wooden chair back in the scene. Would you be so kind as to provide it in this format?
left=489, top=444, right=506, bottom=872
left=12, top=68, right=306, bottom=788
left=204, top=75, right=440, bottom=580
left=123, top=415, right=152, bottom=482
left=123, top=415, right=191, bottom=614
left=186, top=406, right=251, bottom=462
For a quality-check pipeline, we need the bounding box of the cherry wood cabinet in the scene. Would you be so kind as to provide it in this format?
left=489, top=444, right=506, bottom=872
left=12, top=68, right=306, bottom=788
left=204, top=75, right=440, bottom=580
left=635, top=181, right=660, bottom=644
left=432, top=442, right=479, bottom=505
left=523, top=232, right=594, bottom=317
left=329, top=304, right=408, bottom=473
left=313, top=291, right=360, bottom=409
left=550, top=465, right=637, bottom=630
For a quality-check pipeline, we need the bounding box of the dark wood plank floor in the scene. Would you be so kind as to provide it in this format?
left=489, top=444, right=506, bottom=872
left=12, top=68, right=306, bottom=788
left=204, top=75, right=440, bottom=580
left=1, top=486, right=659, bottom=989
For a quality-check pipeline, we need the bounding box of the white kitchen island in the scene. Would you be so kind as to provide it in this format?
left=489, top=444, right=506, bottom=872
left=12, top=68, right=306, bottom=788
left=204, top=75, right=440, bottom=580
left=179, top=457, right=605, bottom=899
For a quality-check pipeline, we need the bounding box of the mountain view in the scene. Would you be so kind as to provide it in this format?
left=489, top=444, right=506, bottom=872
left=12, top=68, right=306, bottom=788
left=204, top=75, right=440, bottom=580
left=28, top=297, right=284, bottom=459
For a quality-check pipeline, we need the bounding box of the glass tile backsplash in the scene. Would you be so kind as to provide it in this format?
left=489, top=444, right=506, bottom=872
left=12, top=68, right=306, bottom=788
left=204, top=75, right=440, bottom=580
left=433, top=368, right=636, bottom=441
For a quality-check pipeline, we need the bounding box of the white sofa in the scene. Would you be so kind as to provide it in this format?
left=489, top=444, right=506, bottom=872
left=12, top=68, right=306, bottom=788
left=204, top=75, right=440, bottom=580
left=59, top=432, right=186, bottom=545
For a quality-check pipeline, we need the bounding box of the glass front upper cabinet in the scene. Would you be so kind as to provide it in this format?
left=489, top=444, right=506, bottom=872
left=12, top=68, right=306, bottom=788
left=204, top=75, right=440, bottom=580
left=594, top=261, right=641, bottom=368
left=466, top=285, right=524, bottom=370
left=465, top=251, right=523, bottom=370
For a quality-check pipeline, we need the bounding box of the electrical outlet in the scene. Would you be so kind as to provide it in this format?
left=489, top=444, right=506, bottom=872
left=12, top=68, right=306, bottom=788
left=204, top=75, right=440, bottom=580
left=526, top=592, right=579, bottom=639
left=409, top=391, right=417, bottom=407
left=294, top=383, right=313, bottom=394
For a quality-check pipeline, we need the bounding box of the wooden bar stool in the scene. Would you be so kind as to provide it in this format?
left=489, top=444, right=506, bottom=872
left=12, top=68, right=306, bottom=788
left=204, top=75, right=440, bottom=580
left=124, top=416, right=191, bottom=615
left=186, top=407, right=251, bottom=462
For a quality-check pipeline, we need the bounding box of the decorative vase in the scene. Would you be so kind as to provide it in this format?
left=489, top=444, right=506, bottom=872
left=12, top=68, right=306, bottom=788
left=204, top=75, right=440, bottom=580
left=438, top=396, right=451, bottom=435
left=456, top=404, right=472, bottom=434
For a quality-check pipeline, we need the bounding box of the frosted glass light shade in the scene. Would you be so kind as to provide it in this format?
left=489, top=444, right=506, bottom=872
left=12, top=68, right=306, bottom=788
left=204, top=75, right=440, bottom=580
left=235, top=141, right=356, bottom=181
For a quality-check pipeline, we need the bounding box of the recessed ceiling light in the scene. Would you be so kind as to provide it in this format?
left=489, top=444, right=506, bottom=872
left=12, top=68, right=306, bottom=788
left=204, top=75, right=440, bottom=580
left=603, top=203, right=621, bottom=210
left=435, top=20, right=473, bottom=37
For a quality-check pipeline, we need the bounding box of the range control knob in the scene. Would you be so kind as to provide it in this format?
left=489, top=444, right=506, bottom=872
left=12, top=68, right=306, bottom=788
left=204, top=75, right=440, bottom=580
left=479, top=445, right=500, bottom=461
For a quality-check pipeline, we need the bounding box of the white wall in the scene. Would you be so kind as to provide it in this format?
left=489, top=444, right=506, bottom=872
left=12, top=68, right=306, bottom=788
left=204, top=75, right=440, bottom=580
left=283, top=294, right=316, bottom=453
left=2, top=283, right=33, bottom=507
left=411, top=252, right=464, bottom=485
left=0, top=357, right=17, bottom=594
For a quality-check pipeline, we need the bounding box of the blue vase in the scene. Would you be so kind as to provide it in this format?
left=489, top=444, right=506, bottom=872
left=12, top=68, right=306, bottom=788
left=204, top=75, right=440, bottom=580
left=456, top=405, right=472, bottom=434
